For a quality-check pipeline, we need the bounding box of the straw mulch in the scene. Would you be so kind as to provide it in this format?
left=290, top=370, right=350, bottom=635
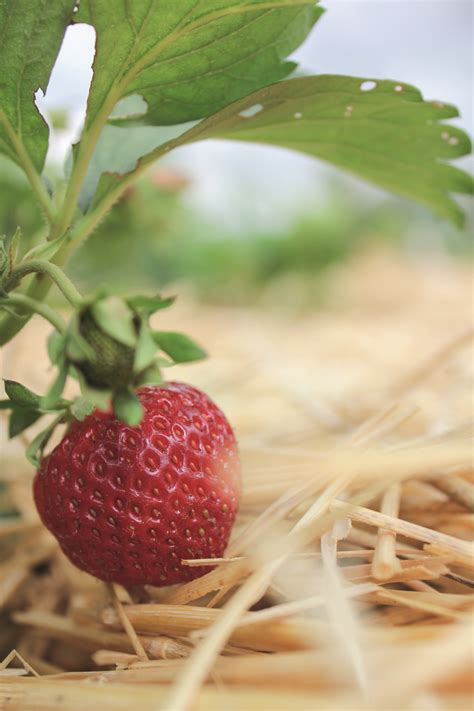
left=1, top=248, right=473, bottom=711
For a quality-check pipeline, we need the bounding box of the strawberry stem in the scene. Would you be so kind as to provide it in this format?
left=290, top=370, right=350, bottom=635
left=0, top=293, right=66, bottom=334
left=0, top=240, right=72, bottom=345
left=4, top=259, right=83, bottom=308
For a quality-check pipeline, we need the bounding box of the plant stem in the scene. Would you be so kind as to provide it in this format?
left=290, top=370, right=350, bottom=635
left=0, top=293, right=66, bottom=334
left=5, top=260, right=83, bottom=308
left=0, top=108, right=55, bottom=224
left=49, top=90, right=123, bottom=242
left=0, top=240, right=73, bottom=345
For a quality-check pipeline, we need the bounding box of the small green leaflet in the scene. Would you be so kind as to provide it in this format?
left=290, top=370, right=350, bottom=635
left=0, top=0, right=76, bottom=173
left=153, top=331, right=207, bottom=363
left=127, top=294, right=176, bottom=315
left=9, top=407, right=41, bottom=438
left=4, top=379, right=41, bottom=408
left=3, top=380, right=42, bottom=439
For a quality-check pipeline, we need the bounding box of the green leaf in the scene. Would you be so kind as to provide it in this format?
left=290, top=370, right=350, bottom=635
left=127, top=293, right=176, bottom=316
left=112, top=389, right=143, bottom=426
left=88, top=75, right=473, bottom=227
left=153, top=331, right=207, bottom=363
left=172, top=75, right=472, bottom=226
left=75, top=1, right=322, bottom=210
left=78, top=123, right=195, bottom=211
left=70, top=397, right=95, bottom=422
left=91, top=297, right=138, bottom=347
left=0, top=1, right=76, bottom=173
left=0, top=399, right=13, bottom=410
left=9, top=407, right=41, bottom=438
left=4, top=379, right=41, bottom=408
left=76, top=1, right=321, bottom=129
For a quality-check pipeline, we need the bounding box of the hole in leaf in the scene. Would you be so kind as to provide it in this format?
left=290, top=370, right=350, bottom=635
left=238, top=103, right=264, bottom=119
left=360, top=81, right=377, bottom=92
left=110, top=94, right=148, bottom=120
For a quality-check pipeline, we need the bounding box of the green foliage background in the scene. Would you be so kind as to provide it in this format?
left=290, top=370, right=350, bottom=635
left=1, top=155, right=471, bottom=307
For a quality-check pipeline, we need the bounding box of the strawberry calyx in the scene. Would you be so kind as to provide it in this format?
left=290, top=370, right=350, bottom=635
left=1, top=291, right=207, bottom=464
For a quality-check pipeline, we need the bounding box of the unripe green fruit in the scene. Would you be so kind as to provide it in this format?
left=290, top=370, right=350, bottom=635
left=75, top=307, right=137, bottom=390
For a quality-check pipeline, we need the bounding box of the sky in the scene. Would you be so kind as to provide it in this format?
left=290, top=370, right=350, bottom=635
left=38, top=1, right=473, bottom=233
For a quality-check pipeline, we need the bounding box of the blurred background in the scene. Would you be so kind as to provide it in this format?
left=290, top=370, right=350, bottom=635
left=1, top=3, right=473, bottom=691
left=0, top=0, right=472, bottom=305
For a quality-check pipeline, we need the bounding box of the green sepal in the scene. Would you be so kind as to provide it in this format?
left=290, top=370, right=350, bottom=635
left=9, top=407, right=42, bottom=438
left=0, top=238, right=8, bottom=280
left=25, top=413, right=65, bottom=468
left=112, top=388, right=143, bottom=426
left=152, top=331, right=207, bottom=363
left=77, top=374, right=111, bottom=411
left=70, top=397, right=95, bottom=422
left=67, top=365, right=82, bottom=382
left=65, top=314, right=96, bottom=362
left=136, top=362, right=163, bottom=386
left=9, top=227, right=21, bottom=264
left=133, top=323, right=158, bottom=374
left=47, top=330, right=67, bottom=365
left=91, top=296, right=137, bottom=347
left=40, top=365, right=68, bottom=411
left=4, top=380, right=41, bottom=408
left=127, top=294, right=175, bottom=316
left=22, top=235, right=65, bottom=262
left=156, top=356, right=174, bottom=368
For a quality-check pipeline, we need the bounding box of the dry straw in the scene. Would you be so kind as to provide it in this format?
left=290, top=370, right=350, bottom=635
left=1, top=253, right=473, bottom=710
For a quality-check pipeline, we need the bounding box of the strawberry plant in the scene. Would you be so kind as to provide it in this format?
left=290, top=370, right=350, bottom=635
left=0, top=1, right=472, bottom=585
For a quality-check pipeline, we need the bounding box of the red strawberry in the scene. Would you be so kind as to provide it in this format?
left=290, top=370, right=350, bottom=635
left=33, top=382, right=241, bottom=586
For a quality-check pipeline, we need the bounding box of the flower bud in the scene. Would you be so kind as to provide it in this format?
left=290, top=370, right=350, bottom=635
left=71, top=297, right=138, bottom=390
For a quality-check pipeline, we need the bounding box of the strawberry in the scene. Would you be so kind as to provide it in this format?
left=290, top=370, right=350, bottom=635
left=33, top=382, right=241, bottom=586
